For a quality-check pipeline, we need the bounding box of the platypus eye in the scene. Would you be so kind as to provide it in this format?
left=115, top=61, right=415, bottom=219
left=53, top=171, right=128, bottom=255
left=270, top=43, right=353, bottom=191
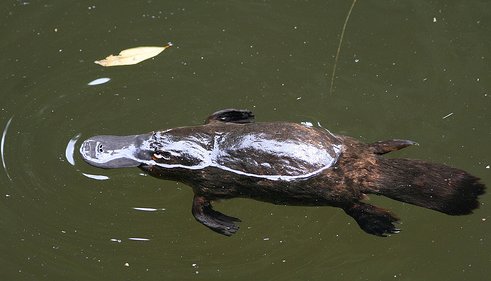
left=153, top=151, right=170, bottom=160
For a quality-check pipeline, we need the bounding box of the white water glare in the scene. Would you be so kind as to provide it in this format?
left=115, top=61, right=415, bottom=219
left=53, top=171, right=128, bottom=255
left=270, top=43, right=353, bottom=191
left=1, top=116, right=13, bottom=181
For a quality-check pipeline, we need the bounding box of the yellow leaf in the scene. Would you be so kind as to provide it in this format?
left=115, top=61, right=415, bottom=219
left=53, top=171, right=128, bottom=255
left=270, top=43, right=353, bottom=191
left=95, top=42, right=173, bottom=67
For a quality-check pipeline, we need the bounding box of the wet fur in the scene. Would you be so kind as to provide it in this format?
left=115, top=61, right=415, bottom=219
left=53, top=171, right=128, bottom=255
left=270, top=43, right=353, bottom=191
left=141, top=130, right=485, bottom=237
left=376, top=158, right=485, bottom=215
left=82, top=109, right=486, bottom=236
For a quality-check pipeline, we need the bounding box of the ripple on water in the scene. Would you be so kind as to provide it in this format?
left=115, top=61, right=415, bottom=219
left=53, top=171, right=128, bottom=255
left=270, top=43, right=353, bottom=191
left=1, top=116, right=14, bottom=181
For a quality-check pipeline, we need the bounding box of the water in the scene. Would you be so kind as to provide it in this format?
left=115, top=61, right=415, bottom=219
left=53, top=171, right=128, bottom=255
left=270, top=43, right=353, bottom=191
left=1, top=1, right=490, bottom=280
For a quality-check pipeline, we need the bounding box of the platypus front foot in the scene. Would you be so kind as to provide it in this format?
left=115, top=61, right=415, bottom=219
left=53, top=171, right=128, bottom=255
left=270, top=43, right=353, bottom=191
left=192, top=195, right=241, bottom=236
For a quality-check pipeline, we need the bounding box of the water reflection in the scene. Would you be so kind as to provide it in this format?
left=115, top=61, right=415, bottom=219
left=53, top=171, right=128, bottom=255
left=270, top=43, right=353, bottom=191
left=128, top=237, right=150, bottom=241
left=132, top=207, right=167, bottom=212
left=110, top=237, right=151, bottom=242
left=81, top=173, right=109, bottom=180
left=88, top=77, right=111, bottom=86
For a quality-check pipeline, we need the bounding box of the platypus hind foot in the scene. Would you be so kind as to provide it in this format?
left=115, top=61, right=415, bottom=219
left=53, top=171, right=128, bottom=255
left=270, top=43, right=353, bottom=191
left=192, top=195, right=241, bottom=236
left=343, top=202, right=400, bottom=237
left=369, top=139, right=418, bottom=155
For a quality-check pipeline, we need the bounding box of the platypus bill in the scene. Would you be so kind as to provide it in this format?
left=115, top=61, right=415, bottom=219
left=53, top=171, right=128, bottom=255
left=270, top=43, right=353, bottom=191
left=80, top=109, right=486, bottom=237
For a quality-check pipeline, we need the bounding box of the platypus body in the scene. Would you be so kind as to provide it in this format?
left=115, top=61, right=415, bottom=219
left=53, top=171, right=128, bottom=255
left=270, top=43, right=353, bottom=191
left=80, top=109, right=485, bottom=236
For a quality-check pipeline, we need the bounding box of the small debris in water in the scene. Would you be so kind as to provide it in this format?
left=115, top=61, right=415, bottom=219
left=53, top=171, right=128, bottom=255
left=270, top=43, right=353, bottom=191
left=301, top=121, right=313, bottom=127
left=88, top=77, right=111, bottom=86
left=433, top=17, right=437, bottom=23
left=442, top=112, right=454, bottom=119
left=485, top=165, right=490, bottom=169
left=192, top=263, right=199, bottom=274
left=124, top=262, right=130, bottom=267
left=95, top=43, right=172, bottom=67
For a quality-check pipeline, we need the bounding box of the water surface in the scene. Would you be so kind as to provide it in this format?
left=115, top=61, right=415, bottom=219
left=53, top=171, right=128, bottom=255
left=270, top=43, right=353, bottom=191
left=1, top=1, right=490, bottom=280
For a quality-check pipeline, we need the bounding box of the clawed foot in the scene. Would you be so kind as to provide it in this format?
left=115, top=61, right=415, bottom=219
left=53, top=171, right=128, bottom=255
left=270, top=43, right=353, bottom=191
left=344, top=202, right=400, bottom=237
left=369, top=139, right=418, bottom=155
left=192, top=195, right=241, bottom=236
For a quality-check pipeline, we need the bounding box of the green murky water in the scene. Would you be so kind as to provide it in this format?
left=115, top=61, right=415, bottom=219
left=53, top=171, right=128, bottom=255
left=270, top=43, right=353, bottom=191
left=1, top=1, right=490, bottom=280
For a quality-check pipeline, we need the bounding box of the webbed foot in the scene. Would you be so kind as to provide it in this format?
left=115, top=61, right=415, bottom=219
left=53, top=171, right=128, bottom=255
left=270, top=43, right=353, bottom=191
left=369, top=139, right=418, bottom=155
left=343, top=202, right=400, bottom=237
left=192, top=195, right=241, bottom=236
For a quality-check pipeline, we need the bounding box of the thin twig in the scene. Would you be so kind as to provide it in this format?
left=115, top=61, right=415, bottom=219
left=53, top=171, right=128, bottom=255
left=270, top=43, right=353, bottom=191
left=329, top=0, right=357, bottom=95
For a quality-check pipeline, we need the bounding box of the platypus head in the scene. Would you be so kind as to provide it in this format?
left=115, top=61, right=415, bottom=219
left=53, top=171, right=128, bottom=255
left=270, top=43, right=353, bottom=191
left=80, top=134, right=153, bottom=169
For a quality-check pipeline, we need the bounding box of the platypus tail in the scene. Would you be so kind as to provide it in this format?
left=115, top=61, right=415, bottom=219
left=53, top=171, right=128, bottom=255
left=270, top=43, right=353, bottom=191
left=376, top=158, right=485, bottom=215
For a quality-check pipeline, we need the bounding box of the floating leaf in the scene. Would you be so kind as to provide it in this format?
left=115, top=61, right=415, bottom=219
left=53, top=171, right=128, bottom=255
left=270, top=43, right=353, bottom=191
left=95, top=42, right=173, bottom=67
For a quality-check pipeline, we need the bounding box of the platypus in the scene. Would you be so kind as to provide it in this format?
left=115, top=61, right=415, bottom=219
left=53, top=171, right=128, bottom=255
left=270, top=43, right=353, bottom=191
left=79, top=109, right=485, bottom=236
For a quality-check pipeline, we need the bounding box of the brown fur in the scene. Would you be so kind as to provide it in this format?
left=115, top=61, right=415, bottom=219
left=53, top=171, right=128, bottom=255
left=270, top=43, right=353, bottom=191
left=83, top=109, right=486, bottom=237
left=142, top=131, right=485, bottom=236
left=375, top=158, right=485, bottom=215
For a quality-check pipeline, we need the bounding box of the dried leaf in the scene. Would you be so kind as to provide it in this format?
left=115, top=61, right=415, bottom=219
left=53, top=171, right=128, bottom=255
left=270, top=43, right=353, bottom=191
left=95, top=42, right=173, bottom=67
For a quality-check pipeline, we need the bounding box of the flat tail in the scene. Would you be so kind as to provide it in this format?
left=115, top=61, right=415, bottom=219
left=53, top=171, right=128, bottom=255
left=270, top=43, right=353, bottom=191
left=376, top=158, right=485, bottom=215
